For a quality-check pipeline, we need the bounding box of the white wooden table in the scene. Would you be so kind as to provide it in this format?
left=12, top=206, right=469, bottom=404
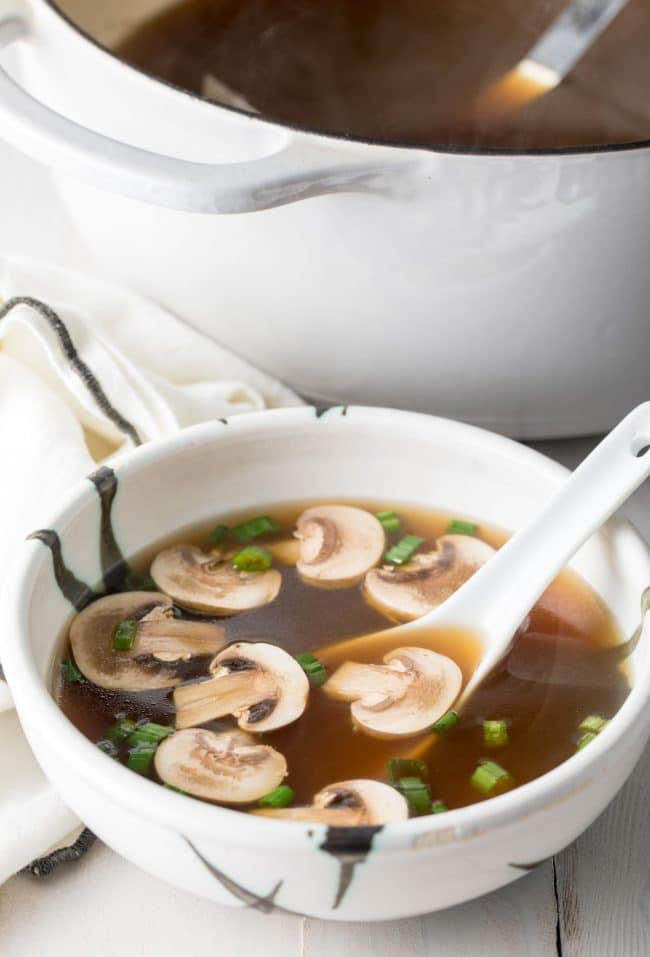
left=0, top=143, right=647, bottom=957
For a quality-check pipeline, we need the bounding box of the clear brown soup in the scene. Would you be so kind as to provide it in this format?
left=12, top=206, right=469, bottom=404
left=113, top=0, right=650, bottom=149
left=55, top=501, right=629, bottom=816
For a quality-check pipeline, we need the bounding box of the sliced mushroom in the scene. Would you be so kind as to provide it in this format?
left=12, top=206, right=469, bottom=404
left=174, top=641, right=309, bottom=731
left=255, top=779, right=409, bottom=825
left=364, top=534, right=495, bottom=620
left=150, top=545, right=282, bottom=615
left=155, top=728, right=287, bottom=804
left=295, top=505, right=385, bottom=587
left=324, top=646, right=462, bottom=738
left=69, top=592, right=225, bottom=692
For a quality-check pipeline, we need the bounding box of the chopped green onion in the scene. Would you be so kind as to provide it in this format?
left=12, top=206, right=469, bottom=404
left=375, top=511, right=401, bottom=532
left=127, top=743, right=157, bottom=775
left=209, top=524, right=228, bottom=546
left=578, top=714, right=608, bottom=734
left=121, top=570, right=156, bottom=592
left=395, top=776, right=432, bottom=816
left=431, top=800, right=448, bottom=814
left=233, top=516, right=281, bottom=543
left=113, top=618, right=138, bottom=651
left=576, top=732, right=597, bottom=751
left=294, top=652, right=328, bottom=687
left=483, top=719, right=509, bottom=748
left=387, top=757, right=428, bottom=783
left=258, top=785, right=295, bottom=809
left=232, top=545, right=273, bottom=572
left=126, top=722, right=174, bottom=746
left=432, top=710, right=459, bottom=734
left=446, top=519, right=478, bottom=536
left=96, top=739, right=118, bottom=758
left=470, top=760, right=514, bottom=797
left=106, top=718, right=137, bottom=743
left=60, top=659, right=84, bottom=684
left=163, top=783, right=187, bottom=795
left=384, top=534, right=424, bottom=566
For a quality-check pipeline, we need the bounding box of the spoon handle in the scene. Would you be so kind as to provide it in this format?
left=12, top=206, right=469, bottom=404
left=437, top=402, right=650, bottom=692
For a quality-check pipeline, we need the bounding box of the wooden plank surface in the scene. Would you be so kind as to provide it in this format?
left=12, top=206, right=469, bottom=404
left=1, top=443, right=648, bottom=957
left=305, top=862, right=558, bottom=956
left=555, top=741, right=650, bottom=957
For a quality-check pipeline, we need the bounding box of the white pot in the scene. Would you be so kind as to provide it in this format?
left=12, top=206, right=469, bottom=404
left=0, top=2, right=649, bottom=437
left=2, top=406, right=650, bottom=920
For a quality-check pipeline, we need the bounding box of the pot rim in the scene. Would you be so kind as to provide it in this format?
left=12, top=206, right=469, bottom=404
left=42, top=0, right=650, bottom=160
left=3, top=405, right=650, bottom=853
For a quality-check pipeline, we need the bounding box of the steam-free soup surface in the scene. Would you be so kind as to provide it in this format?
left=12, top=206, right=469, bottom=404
left=55, top=501, right=629, bottom=818
left=112, top=0, right=650, bottom=149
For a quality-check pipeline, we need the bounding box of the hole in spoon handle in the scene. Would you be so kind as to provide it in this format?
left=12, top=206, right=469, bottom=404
left=631, top=436, right=650, bottom=458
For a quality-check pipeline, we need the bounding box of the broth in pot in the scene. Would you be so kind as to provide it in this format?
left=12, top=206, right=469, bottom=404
left=102, top=0, right=650, bottom=149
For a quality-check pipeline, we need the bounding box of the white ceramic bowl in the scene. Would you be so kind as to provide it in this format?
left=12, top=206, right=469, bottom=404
left=1, top=2, right=650, bottom=435
left=2, top=406, right=650, bottom=921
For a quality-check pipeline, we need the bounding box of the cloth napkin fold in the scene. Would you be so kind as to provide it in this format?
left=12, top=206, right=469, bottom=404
left=0, top=255, right=302, bottom=884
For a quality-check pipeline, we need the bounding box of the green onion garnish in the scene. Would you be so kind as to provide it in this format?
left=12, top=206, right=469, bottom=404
left=233, top=516, right=281, bottom=543
left=446, top=519, right=478, bottom=536
left=96, top=739, right=118, bottom=758
left=395, top=776, right=432, bottom=816
left=126, top=722, right=174, bottom=746
left=387, top=757, right=428, bottom=783
left=431, top=800, right=448, bottom=814
left=113, top=619, right=138, bottom=651
left=483, top=719, right=509, bottom=748
left=209, top=524, right=228, bottom=546
left=121, top=570, right=156, bottom=592
left=432, top=711, right=459, bottom=734
left=232, top=545, right=273, bottom=572
left=106, top=718, right=137, bottom=743
left=576, top=732, right=597, bottom=751
left=127, top=743, right=157, bottom=775
left=258, top=785, right=295, bottom=809
left=60, top=659, right=84, bottom=684
left=375, top=511, right=401, bottom=532
left=470, top=760, right=514, bottom=797
left=578, top=714, right=608, bottom=734
left=294, top=652, right=328, bottom=687
left=384, top=534, right=424, bottom=566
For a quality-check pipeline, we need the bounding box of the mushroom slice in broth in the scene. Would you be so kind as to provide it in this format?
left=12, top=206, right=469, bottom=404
left=324, top=647, right=462, bottom=738
left=255, top=779, right=409, bottom=825
left=155, top=728, right=287, bottom=804
left=296, top=505, right=385, bottom=587
left=150, top=545, right=282, bottom=616
left=69, top=592, right=225, bottom=691
left=365, top=534, right=495, bottom=620
left=174, top=642, right=309, bottom=732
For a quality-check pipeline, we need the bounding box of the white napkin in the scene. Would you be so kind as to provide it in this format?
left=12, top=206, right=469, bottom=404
left=0, top=255, right=302, bottom=884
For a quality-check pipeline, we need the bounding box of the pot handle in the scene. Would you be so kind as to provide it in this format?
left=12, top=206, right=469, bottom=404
left=0, top=14, right=418, bottom=214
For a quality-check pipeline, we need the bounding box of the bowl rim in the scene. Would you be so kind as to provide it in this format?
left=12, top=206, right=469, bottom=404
left=3, top=404, right=650, bottom=853
left=41, top=0, right=650, bottom=160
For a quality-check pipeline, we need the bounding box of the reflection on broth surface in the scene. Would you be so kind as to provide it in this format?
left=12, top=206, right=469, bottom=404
left=112, top=0, right=650, bottom=149
left=55, top=501, right=629, bottom=821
